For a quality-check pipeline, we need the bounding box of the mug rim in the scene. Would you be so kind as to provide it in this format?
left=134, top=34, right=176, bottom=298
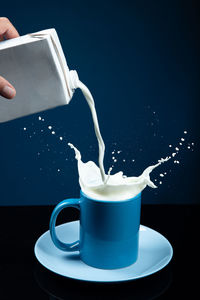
left=80, top=190, right=141, bottom=203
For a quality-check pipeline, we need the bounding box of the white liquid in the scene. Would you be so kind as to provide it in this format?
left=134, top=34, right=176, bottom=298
left=68, top=77, right=171, bottom=200
left=68, top=142, right=170, bottom=200
left=76, top=80, right=106, bottom=182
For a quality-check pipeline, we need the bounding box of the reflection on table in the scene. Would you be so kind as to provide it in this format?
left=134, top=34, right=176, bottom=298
left=34, top=261, right=172, bottom=300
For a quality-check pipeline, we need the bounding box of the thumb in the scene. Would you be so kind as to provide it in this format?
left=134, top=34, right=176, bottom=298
left=0, top=76, right=16, bottom=99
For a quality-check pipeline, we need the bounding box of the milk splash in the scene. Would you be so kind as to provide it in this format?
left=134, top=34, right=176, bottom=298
left=29, top=76, right=192, bottom=200
left=68, top=77, right=172, bottom=200
left=68, top=142, right=170, bottom=200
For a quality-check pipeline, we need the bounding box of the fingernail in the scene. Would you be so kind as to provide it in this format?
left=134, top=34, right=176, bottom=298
left=2, top=85, right=16, bottom=99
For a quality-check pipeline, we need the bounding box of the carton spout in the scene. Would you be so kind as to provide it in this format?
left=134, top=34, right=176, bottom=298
left=69, top=70, right=80, bottom=91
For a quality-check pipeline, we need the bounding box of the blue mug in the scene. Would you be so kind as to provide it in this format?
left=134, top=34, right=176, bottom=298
left=50, top=190, right=141, bottom=269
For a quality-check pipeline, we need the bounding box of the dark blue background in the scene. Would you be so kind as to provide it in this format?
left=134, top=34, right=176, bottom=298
left=0, top=0, right=199, bottom=205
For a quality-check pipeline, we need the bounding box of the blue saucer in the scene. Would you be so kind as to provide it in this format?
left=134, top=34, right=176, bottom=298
left=34, top=221, right=173, bottom=283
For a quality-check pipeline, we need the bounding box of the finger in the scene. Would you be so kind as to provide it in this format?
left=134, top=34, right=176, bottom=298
left=0, top=17, right=19, bottom=40
left=0, top=76, right=16, bottom=99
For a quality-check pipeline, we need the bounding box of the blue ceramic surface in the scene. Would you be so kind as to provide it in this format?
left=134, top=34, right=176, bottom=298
left=35, top=221, right=173, bottom=282
left=50, top=191, right=141, bottom=269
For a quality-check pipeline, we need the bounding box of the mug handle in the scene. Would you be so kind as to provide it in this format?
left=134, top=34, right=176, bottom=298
left=49, top=198, right=80, bottom=251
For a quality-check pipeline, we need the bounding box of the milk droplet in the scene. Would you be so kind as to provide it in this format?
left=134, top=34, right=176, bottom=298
left=48, top=126, right=52, bottom=130
left=41, top=129, right=43, bottom=132
left=117, top=151, right=122, bottom=154
left=172, top=153, right=176, bottom=157
left=179, top=142, right=182, bottom=145
left=38, top=116, right=42, bottom=120
left=59, top=137, right=63, bottom=141
left=41, top=119, right=44, bottom=122
left=114, top=159, right=117, bottom=163
left=57, top=169, right=60, bottom=172
left=159, top=181, right=162, bottom=184
left=175, top=147, right=179, bottom=151
left=132, top=159, right=135, bottom=162
left=191, top=142, right=194, bottom=146
left=123, top=159, right=126, bottom=162
left=112, top=156, right=115, bottom=160
left=181, top=138, right=185, bottom=141
left=184, top=131, right=187, bottom=134
left=52, top=131, right=55, bottom=135
left=23, top=127, right=26, bottom=131
left=169, top=145, right=172, bottom=148
left=112, top=151, right=115, bottom=154
left=187, top=146, right=191, bottom=149
left=176, top=160, right=180, bottom=164
left=160, top=174, right=164, bottom=177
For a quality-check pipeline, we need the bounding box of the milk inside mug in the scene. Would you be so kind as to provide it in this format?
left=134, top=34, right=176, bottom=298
left=49, top=191, right=141, bottom=269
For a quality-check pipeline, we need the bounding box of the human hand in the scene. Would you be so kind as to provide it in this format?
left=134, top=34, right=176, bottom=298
left=0, top=17, right=19, bottom=99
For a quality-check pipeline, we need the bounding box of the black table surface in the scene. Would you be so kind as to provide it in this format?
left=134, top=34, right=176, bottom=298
left=0, top=204, right=199, bottom=300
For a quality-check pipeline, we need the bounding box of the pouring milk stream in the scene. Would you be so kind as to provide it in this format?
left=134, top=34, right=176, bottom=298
left=69, top=71, right=170, bottom=201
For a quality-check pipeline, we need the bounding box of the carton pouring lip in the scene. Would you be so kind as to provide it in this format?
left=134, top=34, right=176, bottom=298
left=69, top=70, right=79, bottom=91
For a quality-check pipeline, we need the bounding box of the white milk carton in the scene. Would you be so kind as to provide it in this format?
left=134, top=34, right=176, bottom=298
left=0, top=28, right=79, bottom=123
